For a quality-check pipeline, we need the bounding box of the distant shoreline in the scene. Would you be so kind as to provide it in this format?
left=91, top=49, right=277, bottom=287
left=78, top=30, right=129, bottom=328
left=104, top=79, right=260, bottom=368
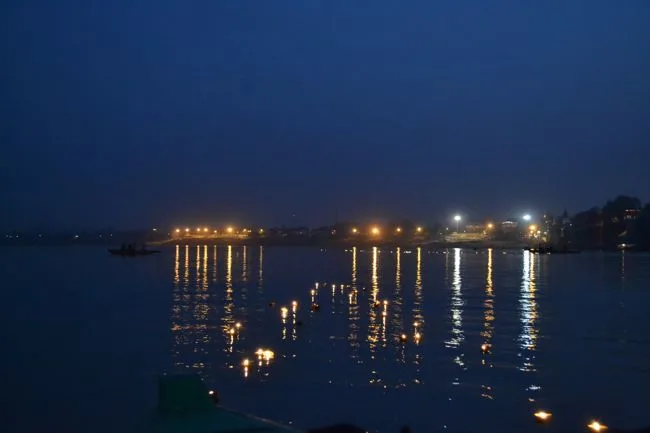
left=149, top=237, right=532, bottom=249
left=1, top=237, right=524, bottom=249
left=2, top=237, right=646, bottom=252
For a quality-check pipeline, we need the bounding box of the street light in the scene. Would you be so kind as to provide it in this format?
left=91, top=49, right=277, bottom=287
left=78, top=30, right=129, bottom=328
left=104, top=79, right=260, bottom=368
left=523, top=214, right=532, bottom=221
left=371, top=226, right=380, bottom=235
left=454, top=215, right=461, bottom=233
left=416, top=226, right=423, bottom=233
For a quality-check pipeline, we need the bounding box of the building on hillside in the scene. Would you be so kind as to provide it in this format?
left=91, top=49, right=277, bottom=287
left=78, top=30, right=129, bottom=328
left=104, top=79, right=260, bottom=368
left=465, top=224, right=486, bottom=234
left=311, top=226, right=335, bottom=238
left=500, top=219, right=519, bottom=232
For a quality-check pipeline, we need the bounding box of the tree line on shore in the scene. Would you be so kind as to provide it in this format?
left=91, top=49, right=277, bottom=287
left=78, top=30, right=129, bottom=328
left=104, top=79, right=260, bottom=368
left=256, top=195, right=650, bottom=250
left=566, top=195, right=650, bottom=250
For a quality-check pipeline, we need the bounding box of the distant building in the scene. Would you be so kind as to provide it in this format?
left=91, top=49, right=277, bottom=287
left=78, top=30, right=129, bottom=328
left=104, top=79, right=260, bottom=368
left=500, top=219, right=519, bottom=232
left=171, top=227, right=249, bottom=240
left=465, top=224, right=485, bottom=234
left=541, top=213, right=554, bottom=243
left=445, top=223, right=487, bottom=242
left=311, top=226, right=334, bottom=238
left=269, top=227, right=309, bottom=237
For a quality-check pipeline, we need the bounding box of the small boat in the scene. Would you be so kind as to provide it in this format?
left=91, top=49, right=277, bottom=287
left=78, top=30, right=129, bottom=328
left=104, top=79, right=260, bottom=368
left=528, top=245, right=580, bottom=255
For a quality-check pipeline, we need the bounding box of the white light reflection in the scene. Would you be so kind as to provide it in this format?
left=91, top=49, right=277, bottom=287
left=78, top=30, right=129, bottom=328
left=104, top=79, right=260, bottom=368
left=349, top=247, right=360, bottom=358
left=412, top=247, right=424, bottom=375
left=281, top=305, right=288, bottom=341
left=222, top=246, right=235, bottom=350
left=367, top=246, right=381, bottom=387
left=518, top=250, right=538, bottom=372
left=239, top=247, right=248, bottom=317
left=242, top=245, right=248, bottom=282
left=212, top=245, right=217, bottom=283
left=368, top=247, right=380, bottom=352
left=480, top=249, right=495, bottom=398
left=482, top=249, right=495, bottom=343
left=381, top=305, right=387, bottom=347
left=195, top=245, right=201, bottom=286
left=371, top=247, right=379, bottom=304
left=352, top=247, right=357, bottom=288
left=177, top=245, right=191, bottom=369
left=202, top=245, right=208, bottom=291
left=446, top=248, right=464, bottom=347
left=171, top=245, right=182, bottom=369
left=174, top=245, right=180, bottom=286
left=172, top=243, right=209, bottom=371
left=190, top=244, right=210, bottom=371
left=184, top=245, right=189, bottom=283
left=392, top=247, right=404, bottom=361
left=292, top=301, right=298, bottom=341
left=413, top=247, right=424, bottom=328
left=445, top=248, right=465, bottom=369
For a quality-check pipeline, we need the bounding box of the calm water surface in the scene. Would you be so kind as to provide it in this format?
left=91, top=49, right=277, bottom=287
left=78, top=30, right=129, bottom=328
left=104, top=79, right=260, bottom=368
left=1, top=246, right=650, bottom=433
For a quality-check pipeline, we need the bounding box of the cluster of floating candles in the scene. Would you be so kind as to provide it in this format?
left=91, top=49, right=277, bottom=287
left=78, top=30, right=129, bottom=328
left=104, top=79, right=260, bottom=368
left=533, top=410, right=607, bottom=431
left=235, top=280, right=612, bottom=432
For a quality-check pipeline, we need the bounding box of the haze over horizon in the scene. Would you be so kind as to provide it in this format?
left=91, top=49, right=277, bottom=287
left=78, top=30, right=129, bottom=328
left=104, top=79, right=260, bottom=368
left=2, top=1, right=649, bottom=230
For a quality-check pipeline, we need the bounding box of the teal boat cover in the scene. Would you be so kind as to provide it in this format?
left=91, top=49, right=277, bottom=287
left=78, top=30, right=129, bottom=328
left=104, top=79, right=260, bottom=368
left=140, top=374, right=299, bottom=433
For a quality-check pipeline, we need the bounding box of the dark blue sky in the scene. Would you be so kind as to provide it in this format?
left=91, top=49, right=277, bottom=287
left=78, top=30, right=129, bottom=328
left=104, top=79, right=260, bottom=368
left=2, top=1, right=649, bottom=230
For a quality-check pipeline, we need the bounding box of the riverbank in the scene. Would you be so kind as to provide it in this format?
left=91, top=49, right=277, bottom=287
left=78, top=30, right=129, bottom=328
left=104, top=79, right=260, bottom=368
left=151, top=237, right=530, bottom=250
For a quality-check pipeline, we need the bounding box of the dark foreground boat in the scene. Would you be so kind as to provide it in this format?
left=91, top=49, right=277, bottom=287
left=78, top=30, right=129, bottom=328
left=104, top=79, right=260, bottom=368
left=140, top=375, right=371, bottom=433
left=142, top=375, right=649, bottom=433
left=108, top=247, right=160, bottom=256
left=140, top=375, right=298, bottom=433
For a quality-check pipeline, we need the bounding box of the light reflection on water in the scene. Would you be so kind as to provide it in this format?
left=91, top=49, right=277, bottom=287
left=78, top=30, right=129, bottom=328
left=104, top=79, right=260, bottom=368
left=480, top=249, right=495, bottom=400
left=446, top=248, right=464, bottom=354
left=368, top=246, right=380, bottom=356
left=4, top=247, right=650, bottom=433
left=349, top=247, right=360, bottom=358
left=519, top=251, right=538, bottom=370
left=519, top=250, right=541, bottom=411
left=167, top=246, right=650, bottom=433
left=212, top=245, right=217, bottom=283
left=392, top=247, right=403, bottom=347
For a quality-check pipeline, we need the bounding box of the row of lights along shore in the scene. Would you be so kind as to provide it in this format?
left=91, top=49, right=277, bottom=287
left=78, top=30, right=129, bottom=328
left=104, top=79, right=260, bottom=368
left=172, top=214, right=538, bottom=236
left=174, top=226, right=259, bottom=234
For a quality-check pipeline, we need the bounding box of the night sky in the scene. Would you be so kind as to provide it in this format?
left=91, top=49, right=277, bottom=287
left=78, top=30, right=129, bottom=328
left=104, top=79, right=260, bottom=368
left=2, top=1, right=649, bottom=230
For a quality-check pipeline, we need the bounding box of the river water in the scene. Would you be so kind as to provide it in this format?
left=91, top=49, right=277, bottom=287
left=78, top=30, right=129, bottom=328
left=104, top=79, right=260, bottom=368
left=1, top=246, right=649, bottom=433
